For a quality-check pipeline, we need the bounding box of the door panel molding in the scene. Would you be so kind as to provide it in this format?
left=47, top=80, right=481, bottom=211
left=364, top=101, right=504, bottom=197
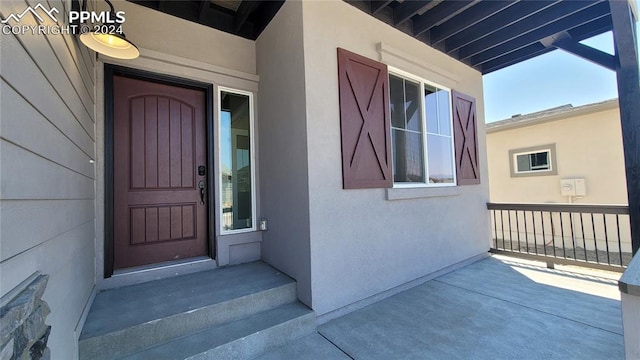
left=104, top=64, right=215, bottom=278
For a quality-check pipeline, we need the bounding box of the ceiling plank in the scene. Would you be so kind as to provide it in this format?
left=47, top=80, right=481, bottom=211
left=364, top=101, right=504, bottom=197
left=250, top=1, right=285, bottom=37
left=445, top=0, right=559, bottom=53
left=466, top=2, right=610, bottom=64
left=371, top=0, right=394, bottom=14
left=480, top=44, right=551, bottom=73
left=234, top=0, right=260, bottom=32
left=198, top=1, right=209, bottom=22
left=567, top=15, right=613, bottom=41
left=413, top=0, right=478, bottom=36
left=553, top=38, right=616, bottom=71
left=477, top=16, right=611, bottom=73
left=393, top=0, right=436, bottom=26
left=462, top=1, right=607, bottom=60
left=429, top=1, right=516, bottom=45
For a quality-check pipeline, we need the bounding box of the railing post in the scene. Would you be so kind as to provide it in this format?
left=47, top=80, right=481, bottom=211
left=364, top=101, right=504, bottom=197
left=610, top=0, right=640, bottom=255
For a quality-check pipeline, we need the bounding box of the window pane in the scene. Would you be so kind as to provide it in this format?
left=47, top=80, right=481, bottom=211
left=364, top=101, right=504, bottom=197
left=405, top=80, right=421, bottom=132
left=427, top=134, right=454, bottom=183
left=393, top=129, right=424, bottom=182
left=437, top=90, right=451, bottom=136
left=516, top=154, right=531, bottom=172
left=425, top=85, right=438, bottom=133
left=220, top=92, right=252, bottom=231
left=531, top=152, right=549, bottom=169
left=390, top=75, right=405, bottom=129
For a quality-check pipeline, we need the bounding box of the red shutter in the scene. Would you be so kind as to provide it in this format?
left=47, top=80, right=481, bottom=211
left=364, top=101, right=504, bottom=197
left=337, top=48, right=393, bottom=189
left=452, top=90, right=481, bottom=185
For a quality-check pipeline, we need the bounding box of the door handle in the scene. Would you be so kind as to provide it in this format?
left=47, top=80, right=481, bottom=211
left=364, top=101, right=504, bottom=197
left=198, top=180, right=206, bottom=205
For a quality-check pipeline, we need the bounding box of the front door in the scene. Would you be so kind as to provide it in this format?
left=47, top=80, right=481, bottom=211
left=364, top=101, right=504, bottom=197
left=113, top=75, right=208, bottom=269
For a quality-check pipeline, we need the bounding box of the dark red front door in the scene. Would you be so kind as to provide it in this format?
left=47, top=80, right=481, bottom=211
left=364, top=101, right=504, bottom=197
left=113, top=75, right=208, bottom=269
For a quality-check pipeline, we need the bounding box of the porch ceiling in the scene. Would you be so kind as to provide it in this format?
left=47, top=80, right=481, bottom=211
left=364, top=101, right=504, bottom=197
left=346, top=0, right=614, bottom=74
left=128, top=0, right=614, bottom=74
left=127, top=0, right=285, bottom=40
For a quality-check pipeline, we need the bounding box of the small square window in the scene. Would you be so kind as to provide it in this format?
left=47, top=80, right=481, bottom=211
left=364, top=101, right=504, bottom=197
left=509, top=144, right=557, bottom=177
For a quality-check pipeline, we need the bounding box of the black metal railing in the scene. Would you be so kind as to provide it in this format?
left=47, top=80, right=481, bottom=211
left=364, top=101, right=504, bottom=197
left=488, top=203, right=631, bottom=270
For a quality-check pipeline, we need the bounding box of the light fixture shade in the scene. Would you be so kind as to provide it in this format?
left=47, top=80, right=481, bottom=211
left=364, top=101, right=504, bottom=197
left=80, top=31, right=140, bottom=60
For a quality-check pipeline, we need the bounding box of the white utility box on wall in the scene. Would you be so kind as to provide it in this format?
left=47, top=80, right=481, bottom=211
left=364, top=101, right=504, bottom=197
left=560, top=178, right=586, bottom=197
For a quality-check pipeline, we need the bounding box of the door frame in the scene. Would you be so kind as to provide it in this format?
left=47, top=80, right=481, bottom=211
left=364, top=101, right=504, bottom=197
left=104, top=63, right=216, bottom=278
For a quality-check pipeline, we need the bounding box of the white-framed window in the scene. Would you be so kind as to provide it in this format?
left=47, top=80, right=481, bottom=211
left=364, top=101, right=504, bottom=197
left=389, top=69, right=456, bottom=187
left=509, top=144, right=557, bottom=177
left=218, top=87, right=256, bottom=234
left=515, top=150, right=550, bottom=172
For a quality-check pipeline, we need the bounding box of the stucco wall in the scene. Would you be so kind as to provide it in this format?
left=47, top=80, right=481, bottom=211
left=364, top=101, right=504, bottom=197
left=487, top=105, right=627, bottom=204
left=300, top=0, right=491, bottom=316
left=255, top=1, right=312, bottom=306
left=0, top=0, right=96, bottom=358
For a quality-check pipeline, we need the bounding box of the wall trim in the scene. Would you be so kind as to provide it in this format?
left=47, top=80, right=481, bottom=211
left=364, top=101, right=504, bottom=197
left=99, top=48, right=259, bottom=92
left=73, top=285, right=96, bottom=340
left=486, top=99, right=619, bottom=134
left=386, top=186, right=461, bottom=201
left=316, top=252, right=489, bottom=324
left=138, top=48, right=260, bottom=83
left=377, top=42, right=461, bottom=86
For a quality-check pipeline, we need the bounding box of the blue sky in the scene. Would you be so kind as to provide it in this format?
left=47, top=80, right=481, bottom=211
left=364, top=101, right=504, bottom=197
left=483, top=20, right=639, bottom=122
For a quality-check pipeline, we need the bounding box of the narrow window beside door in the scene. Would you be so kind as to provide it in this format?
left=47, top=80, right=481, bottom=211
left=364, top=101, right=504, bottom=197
left=220, top=90, right=255, bottom=232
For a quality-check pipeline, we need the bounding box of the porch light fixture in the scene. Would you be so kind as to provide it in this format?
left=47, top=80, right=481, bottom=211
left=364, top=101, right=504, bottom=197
left=78, top=0, right=139, bottom=60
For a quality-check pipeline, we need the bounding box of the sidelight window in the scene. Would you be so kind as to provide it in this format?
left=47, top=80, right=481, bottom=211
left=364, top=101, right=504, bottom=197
left=219, top=89, right=255, bottom=233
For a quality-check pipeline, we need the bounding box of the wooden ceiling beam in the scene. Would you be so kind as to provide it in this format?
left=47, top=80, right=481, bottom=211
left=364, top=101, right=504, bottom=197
left=198, top=1, right=209, bottom=22
left=371, top=0, right=394, bottom=14
left=480, top=43, right=551, bottom=73
left=444, top=0, right=559, bottom=53
left=468, top=14, right=607, bottom=66
left=479, top=14, right=611, bottom=73
left=458, top=1, right=609, bottom=60
left=428, top=1, right=516, bottom=45
left=566, top=15, right=613, bottom=41
left=553, top=38, right=616, bottom=71
left=393, top=0, right=436, bottom=26
left=234, top=0, right=260, bottom=32
left=413, top=0, right=478, bottom=36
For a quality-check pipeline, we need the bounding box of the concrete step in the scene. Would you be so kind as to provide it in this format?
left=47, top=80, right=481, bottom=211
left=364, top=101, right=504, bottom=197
left=79, top=262, right=298, bottom=360
left=118, top=302, right=316, bottom=360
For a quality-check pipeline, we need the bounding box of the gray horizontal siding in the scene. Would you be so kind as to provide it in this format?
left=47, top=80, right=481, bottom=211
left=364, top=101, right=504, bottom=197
left=0, top=0, right=96, bottom=358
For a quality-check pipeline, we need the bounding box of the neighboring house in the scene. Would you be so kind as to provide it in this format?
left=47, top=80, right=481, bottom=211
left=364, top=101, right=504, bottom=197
left=486, top=99, right=631, bottom=254
left=0, top=0, right=632, bottom=358
left=486, top=99, right=627, bottom=205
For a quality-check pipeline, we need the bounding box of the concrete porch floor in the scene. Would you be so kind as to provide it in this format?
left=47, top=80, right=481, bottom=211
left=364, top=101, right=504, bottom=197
left=257, top=254, right=624, bottom=360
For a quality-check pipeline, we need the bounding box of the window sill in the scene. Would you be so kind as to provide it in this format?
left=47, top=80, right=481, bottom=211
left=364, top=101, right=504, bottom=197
left=386, top=186, right=461, bottom=201
left=510, top=170, right=557, bottom=178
